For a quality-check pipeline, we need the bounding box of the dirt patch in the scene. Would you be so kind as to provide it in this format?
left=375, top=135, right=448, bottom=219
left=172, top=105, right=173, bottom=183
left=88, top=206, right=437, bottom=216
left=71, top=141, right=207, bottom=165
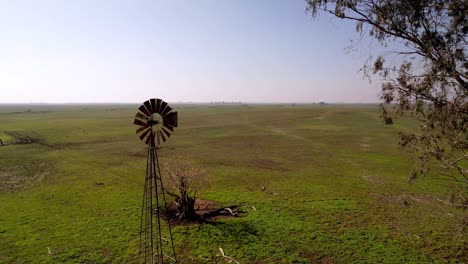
left=165, top=199, right=244, bottom=225
left=0, top=163, right=49, bottom=192
left=194, top=199, right=219, bottom=216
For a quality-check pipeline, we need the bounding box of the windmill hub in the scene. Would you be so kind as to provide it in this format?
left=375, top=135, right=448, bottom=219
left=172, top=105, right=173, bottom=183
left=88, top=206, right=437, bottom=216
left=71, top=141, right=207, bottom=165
left=147, top=119, right=159, bottom=125
left=134, top=98, right=178, bottom=146
left=148, top=113, right=162, bottom=126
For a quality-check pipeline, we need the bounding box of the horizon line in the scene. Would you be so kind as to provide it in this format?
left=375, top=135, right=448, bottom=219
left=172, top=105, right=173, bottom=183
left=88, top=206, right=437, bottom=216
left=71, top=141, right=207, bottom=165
left=0, top=101, right=381, bottom=105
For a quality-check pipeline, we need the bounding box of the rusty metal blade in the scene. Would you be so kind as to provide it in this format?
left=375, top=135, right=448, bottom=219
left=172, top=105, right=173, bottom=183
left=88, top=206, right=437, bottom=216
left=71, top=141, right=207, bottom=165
left=134, top=119, right=148, bottom=127
left=139, top=128, right=151, bottom=141
left=162, top=105, right=172, bottom=116
left=155, top=99, right=162, bottom=113
left=136, top=126, right=148, bottom=134
left=161, top=127, right=171, bottom=138
left=143, top=100, right=153, bottom=115
left=162, top=125, right=173, bottom=131
left=159, top=101, right=168, bottom=114
left=150, top=98, right=157, bottom=113
left=163, top=111, right=178, bottom=128
left=145, top=132, right=153, bottom=145
left=160, top=130, right=166, bottom=142
left=135, top=112, right=146, bottom=121
left=138, top=105, right=150, bottom=117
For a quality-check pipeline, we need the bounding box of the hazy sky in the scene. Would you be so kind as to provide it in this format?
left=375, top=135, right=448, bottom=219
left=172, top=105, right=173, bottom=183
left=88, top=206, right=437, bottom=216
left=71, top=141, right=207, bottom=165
left=0, top=0, right=382, bottom=103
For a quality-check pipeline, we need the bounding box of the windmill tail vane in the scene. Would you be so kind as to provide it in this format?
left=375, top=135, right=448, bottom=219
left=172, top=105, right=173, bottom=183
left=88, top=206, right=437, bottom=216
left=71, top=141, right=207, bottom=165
left=134, top=98, right=178, bottom=263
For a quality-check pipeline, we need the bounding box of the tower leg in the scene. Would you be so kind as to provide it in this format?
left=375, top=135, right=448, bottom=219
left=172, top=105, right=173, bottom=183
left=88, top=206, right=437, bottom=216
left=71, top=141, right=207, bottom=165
left=139, top=146, right=177, bottom=264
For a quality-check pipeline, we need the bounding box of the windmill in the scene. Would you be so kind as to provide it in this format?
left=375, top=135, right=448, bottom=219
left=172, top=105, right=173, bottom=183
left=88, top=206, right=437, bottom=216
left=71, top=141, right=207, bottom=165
left=134, top=98, right=178, bottom=264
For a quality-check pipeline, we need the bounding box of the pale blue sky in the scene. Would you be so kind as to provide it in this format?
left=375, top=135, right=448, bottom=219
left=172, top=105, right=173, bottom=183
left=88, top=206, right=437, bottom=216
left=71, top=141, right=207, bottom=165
left=0, top=0, right=381, bottom=103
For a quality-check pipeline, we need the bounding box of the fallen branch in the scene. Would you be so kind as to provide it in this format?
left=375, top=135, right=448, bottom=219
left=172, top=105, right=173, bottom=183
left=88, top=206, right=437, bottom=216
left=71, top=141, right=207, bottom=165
left=444, top=155, right=468, bottom=169
left=202, top=205, right=244, bottom=218
left=219, top=248, right=240, bottom=264
left=224, top=207, right=237, bottom=216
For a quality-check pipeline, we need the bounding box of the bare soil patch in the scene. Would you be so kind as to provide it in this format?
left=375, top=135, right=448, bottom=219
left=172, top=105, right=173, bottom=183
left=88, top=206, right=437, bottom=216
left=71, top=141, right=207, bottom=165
left=164, top=199, right=244, bottom=225
left=0, top=163, right=49, bottom=192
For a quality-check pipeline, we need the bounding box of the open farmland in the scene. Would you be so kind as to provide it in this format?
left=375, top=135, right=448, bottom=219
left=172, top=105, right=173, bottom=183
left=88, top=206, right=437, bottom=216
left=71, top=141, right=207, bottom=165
left=0, top=104, right=466, bottom=263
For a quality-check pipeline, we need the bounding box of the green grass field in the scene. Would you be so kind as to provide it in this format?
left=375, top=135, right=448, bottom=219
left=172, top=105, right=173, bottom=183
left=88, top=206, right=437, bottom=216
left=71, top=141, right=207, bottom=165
left=0, top=104, right=466, bottom=263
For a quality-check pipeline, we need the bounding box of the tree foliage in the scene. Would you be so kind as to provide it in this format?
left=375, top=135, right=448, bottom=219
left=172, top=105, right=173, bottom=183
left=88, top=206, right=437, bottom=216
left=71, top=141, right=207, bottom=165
left=306, top=0, right=467, bottom=202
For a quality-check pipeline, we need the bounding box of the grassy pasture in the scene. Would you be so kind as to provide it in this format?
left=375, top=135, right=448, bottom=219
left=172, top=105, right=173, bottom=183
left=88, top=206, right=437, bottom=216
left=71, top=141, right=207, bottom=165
left=0, top=104, right=466, bottom=263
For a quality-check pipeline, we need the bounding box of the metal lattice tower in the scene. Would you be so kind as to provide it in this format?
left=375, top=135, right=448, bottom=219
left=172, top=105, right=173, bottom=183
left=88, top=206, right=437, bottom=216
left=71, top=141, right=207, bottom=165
left=134, top=98, right=178, bottom=264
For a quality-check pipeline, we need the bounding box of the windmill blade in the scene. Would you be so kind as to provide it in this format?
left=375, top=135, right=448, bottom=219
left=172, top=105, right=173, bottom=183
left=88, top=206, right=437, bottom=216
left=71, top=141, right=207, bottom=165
left=161, top=127, right=171, bottom=138
left=135, top=112, right=146, bottom=121
left=139, top=129, right=151, bottom=141
left=163, top=112, right=178, bottom=128
left=159, top=101, right=168, bottom=115
left=162, top=125, right=173, bottom=131
left=138, top=105, right=151, bottom=117
left=145, top=132, right=154, bottom=145
left=134, top=119, right=148, bottom=127
left=136, top=126, right=148, bottom=134
left=162, top=105, right=172, bottom=116
left=155, top=99, right=162, bottom=113
left=143, top=100, right=153, bottom=115
left=150, top=98, right=157, bottom=113
left=160, top=130, right=167, bottom=142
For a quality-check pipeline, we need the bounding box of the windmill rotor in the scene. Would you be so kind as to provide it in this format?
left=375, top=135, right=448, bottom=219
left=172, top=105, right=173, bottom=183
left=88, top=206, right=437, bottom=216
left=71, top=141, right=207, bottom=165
left=134, top=98, right=178, bottom=146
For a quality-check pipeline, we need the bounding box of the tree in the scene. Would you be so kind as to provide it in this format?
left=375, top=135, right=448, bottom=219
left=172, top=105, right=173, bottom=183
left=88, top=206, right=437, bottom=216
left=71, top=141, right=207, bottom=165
left=163, top=158, right=208, bottom=221
left=306, top=0, right=467, bottom=204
